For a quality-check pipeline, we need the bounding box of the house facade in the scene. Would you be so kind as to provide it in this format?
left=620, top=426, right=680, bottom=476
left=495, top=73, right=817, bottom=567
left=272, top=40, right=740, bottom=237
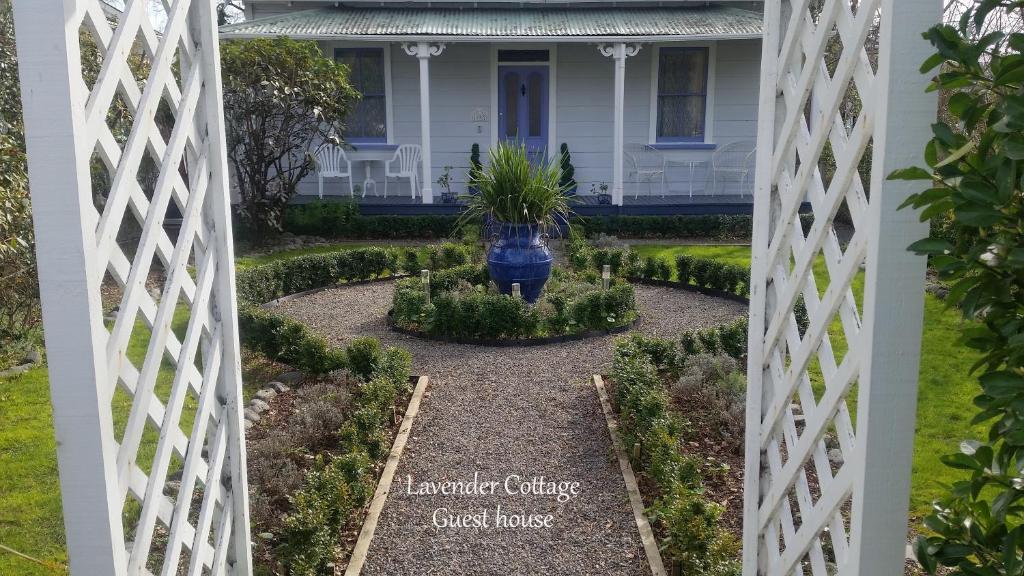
left=220, top=1, right=764, bottom=213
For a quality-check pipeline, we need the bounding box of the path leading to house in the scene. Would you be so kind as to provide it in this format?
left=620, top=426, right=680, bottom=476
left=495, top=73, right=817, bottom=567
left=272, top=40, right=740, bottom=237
left=274, top=281, right=745, bottom=575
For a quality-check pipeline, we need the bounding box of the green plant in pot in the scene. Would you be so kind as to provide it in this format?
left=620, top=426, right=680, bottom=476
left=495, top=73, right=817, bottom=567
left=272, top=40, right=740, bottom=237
left=460, top=141, right=570, bottom=303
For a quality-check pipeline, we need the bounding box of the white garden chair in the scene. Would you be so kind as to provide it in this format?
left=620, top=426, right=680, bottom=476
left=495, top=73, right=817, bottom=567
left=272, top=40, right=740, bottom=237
left=707, top=140, right=756, bottom=196
left=384, top=144, right=421, bottom=199
left=314, top=145, right=354, bottom=199
left=625, top=143, right=666, bottom=199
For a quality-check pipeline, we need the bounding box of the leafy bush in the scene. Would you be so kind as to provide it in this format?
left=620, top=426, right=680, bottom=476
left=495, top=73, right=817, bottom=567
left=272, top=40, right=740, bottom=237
left=675, top=255, right=750, bottom=296
left=611, top=338, right=742, bottom=573
left=651, top=484, right=741, bottom=576
left=345, top=337, right=382, bottom=382
left=238, top=307, right=347, bottom=374
left=221, top=38, right=358, bottom=236
left=679, top=317, right=748, bottom=363
left=392, top=267, right=637, bottom=340
left=892, top=3, right=1024, bottom=572
left=283, top=201, right=461, bottom=239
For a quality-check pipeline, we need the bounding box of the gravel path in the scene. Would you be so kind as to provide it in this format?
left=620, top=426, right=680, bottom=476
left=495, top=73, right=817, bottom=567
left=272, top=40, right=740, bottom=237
left=273, top=281, right=745, bottom=575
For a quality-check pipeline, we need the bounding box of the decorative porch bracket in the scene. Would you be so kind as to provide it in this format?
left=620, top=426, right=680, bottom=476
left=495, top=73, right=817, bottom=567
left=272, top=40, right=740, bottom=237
left=403, top=41, right=447, bottom=204
left=742, top=0, right=939, bottom=575
left=12, top=0, right=253, bottom=574
left=598, top=42, right=642, bottom=207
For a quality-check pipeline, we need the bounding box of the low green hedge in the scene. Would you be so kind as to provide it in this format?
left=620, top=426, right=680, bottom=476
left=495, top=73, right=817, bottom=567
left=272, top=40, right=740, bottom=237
left=675, top=254, right=750, bottom=297
left=611, top=337, right=740, bottom=575
left=278, top=343, right=413, bottom=574
left=283, top=201, right=460, bottom=239
left=283, top=201, right=814, bottom=241
left=391, top=268, right=637, bottom=341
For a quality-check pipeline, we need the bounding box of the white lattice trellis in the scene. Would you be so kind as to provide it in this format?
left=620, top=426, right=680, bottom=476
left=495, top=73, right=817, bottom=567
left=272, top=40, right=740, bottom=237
left=13, top=0, right=252, bottom=574
left=743, top=0, right=938, bottom=575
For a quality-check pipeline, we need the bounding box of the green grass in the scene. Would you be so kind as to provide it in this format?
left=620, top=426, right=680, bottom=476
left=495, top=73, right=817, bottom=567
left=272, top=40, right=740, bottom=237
left=0, top=366, right=66, bottom=575
left=633, top=243, right=982, bottom=517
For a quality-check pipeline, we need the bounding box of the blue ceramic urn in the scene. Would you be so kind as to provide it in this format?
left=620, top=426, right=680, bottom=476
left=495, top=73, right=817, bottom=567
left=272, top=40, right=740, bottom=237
left=487, top=223, right=552, bottom=303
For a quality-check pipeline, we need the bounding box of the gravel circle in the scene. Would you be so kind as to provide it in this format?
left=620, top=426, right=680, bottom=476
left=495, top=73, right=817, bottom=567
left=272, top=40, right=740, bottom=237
left=273, top=280, right=745, bottom=575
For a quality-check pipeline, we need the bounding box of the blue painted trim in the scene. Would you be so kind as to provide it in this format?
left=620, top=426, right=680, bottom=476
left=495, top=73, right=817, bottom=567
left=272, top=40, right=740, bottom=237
left=349, top=142, right=398, bottom=150
left=649, top=142, right=717, bottom=151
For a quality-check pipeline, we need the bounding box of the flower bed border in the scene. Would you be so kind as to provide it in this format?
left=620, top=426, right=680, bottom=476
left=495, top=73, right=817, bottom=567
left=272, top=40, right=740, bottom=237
left=386, top=310, right=639, bottom=347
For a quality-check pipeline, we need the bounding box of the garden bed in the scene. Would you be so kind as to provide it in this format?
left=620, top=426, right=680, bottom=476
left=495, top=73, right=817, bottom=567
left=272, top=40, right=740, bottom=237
left=244, top=338, right=417, bottom=574
left=385, top=309, right=638, bottom=347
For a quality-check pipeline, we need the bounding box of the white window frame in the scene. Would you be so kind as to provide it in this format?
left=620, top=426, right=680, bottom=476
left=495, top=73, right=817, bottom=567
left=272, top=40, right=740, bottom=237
left=648, top=41, right=717, bottom=146
left=489, top=43, right=558, bottom=161
left=324, top=41, right=395, bottom=145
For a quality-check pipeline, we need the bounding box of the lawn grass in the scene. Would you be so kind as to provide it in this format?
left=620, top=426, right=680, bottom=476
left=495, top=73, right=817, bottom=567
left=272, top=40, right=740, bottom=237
left=0, top=366, right=66, bottom=575
left=632, top=243, right=982, bottom=517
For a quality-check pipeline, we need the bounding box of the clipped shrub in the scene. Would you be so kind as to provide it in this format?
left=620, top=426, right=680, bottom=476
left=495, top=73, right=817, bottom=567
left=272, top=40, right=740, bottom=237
left=679, top=316, right=748, bottom=364
left=651, top=484, right=741, bottom=576
left=237, top=307, right=347, bottom=374
left=345, top=336, right=383, bottom=382
left=569, top=283, right=636, bottom=331
left=284, top=201, right=460, bottom=239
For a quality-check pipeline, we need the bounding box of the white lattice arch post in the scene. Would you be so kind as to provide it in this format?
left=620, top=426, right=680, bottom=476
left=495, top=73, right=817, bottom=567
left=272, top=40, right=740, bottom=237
left=13, top=0, right=252, bottom=574
left=743, top=0, right=939, bottom=575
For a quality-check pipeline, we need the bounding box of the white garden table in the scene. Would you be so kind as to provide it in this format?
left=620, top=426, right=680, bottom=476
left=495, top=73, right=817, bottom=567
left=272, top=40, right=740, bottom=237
left=348, top=146, right=397, bottom=196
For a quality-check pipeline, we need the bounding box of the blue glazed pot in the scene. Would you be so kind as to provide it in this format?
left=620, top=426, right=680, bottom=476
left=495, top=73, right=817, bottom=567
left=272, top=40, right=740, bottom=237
left=487, top=223, right=553, bottom=303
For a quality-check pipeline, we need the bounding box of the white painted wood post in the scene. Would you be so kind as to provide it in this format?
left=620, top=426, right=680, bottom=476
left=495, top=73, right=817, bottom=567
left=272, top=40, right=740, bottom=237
left=404, top=42, right=446, bottom=205
left=742, top=0, right=783, bottom=572
left=195, top=0, right=255, bottom=571
left=12, top=2, right=127, bottom=573
left=847, top=0, right=938, bottom=573
left=743, top=0, right=939, bottom=573
left=599, top=43, right=641, bottom=207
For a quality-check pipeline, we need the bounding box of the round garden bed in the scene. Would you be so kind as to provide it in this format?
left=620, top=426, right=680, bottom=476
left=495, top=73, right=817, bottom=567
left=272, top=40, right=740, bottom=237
left=387, top=264, right=641, bottom=345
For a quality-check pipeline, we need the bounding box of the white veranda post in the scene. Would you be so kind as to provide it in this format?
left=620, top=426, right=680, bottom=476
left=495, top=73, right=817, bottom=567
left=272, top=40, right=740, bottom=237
left=599, top=42, right=642, bottom=206
left=743, top=0, right=939, bottom=574
left=403, top=41, right=446, bottom=205
left=12, top=0, right=253, bottom=574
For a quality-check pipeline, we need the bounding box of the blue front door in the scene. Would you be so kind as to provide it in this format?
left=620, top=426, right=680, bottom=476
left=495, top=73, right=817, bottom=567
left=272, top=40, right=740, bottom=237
left=498, top=66, right=548, bottom=164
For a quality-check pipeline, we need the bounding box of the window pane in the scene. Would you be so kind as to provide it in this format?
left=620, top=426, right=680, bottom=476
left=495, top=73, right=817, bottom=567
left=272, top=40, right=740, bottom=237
left=335, top=48, right=387, bottom=140
left=528, top=72, right=543, bottom=137
left=504, top=72, right=519, bottom=138
left=349, top=95, right=387, bottom=139
left=658, top=95, right=705, bottom=139
left=360, top=52, right=384, bottom=95
left=498, top=50, right=549, bottom=62
left=658, top=49, right=707, bottom=95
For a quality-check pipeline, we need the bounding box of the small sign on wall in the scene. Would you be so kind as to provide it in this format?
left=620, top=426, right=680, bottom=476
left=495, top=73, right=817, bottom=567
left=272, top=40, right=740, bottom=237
left=472, top=108, right=489, bottom=123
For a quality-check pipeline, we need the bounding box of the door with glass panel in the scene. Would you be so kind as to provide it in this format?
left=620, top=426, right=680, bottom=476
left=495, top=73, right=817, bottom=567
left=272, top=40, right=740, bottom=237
left=498, top=65, right=548, bottom=164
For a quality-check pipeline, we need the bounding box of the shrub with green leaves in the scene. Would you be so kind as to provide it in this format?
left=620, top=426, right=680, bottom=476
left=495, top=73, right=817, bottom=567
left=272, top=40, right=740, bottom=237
left=392, top=267, right=637, bottom=340
left=891, top=3, right=1024, bottom=572
left=611, top=338, right=738, bottom=571
left=345, top=337, right=383, bottom=381
left=679, top=316, right=749, bottom=363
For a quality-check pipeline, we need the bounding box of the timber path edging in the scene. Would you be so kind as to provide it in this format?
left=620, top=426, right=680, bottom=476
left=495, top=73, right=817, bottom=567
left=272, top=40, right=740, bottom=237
left=345, top=375, right=431, bottom=575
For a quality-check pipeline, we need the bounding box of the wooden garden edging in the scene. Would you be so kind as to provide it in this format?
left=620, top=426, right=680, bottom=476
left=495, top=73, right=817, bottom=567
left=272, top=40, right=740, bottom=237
left=592, top=375, right=667, bottom=576
left=345, top=375, right=431, bottom=575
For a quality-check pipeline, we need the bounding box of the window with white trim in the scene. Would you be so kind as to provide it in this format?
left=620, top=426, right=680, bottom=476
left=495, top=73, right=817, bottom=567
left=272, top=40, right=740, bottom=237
left=656, top=47, right=709, bottom=142
left=335, top=47, right=387, bottom=142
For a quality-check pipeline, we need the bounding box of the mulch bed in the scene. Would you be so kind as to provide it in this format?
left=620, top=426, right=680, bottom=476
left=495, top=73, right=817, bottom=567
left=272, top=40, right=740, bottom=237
left=245, top=372, right=415, bottom=574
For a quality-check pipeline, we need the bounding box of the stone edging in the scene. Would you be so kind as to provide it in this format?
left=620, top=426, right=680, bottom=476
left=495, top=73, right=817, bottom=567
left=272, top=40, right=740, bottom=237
left=592, top=375, right=668, bottom=576
left=0, top=350, right=42, bottom=380
left=386, top=311, right=639, bottom=347
left=345, top=375, right=431, bottom=575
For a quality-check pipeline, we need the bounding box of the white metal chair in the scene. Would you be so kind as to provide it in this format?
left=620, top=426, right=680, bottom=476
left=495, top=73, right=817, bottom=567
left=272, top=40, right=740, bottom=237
left=314, top=145, right=354, bottom=199
left=708, top=140, right=756, bottom=196
left=384, top=144, right=421, bottom=199
left=625, top=143, right=666, bottom=199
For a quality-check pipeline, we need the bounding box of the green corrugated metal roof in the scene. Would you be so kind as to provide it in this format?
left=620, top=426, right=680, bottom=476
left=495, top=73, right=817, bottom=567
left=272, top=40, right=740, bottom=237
left=219, top=6, right=763, bottom=40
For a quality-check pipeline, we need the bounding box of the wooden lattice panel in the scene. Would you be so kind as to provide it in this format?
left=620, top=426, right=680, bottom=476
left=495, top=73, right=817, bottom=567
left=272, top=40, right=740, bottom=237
left=744, top=0, right=937, bottom=575
left=14, top=0, right=252, bottom=574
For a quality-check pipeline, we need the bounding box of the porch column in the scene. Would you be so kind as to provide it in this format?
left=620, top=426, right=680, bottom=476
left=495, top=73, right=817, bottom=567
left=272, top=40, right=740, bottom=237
left=403, top=42, right=446, bottom=204
left=599, top=43, right=642, bottom=206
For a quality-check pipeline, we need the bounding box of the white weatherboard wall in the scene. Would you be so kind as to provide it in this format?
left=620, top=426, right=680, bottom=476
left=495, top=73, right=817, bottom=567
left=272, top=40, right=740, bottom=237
left=294, top=39, right=761, bottom=200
